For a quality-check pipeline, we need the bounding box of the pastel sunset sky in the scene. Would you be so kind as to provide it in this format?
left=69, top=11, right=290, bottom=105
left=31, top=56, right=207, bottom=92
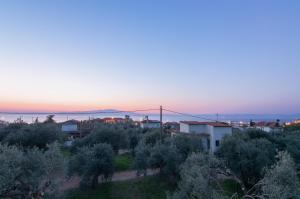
left=0, top=0, right=299, bottom=114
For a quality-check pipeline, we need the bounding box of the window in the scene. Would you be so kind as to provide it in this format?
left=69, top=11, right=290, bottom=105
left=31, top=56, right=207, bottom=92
left=207, top=139, right=210, bottom=149
left=215, top=140, right=220, bottom=147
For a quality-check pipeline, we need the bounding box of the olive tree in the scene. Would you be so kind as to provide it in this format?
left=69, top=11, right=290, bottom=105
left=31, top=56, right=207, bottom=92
left=260, top=151, right=300, bottom=199
left=218, top=132, right=276, bottom=189
left=135, top=134, right=203, bottom=184
left=4, top=123, right=62, bottom=149
left=44, top=115, right=56, bottom=124
left=275, top=130, right=300, bottom=166
left=126, top=128, right=142, bottom=154
left=72, top=124, right=127, bottom=154
left=168, top=153, right=228, bottom=199
left=0, top=123, right=27, bottom=142
left=68, top=143, right=114, bottom=189
left=149, top=142, right=179, bottom=179
left=0, top=143, right=65, bottom=199
left=134, top=141, right=150, bottom=176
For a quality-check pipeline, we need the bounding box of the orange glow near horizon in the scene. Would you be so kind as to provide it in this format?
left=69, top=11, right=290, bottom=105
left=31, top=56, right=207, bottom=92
left=0, top=101, right=103, bottom=112
left=0, top=100, right=163, bottom=113
left=0, top=98, right=297, bottom=114
left=0, top=100, right=203, bottom=113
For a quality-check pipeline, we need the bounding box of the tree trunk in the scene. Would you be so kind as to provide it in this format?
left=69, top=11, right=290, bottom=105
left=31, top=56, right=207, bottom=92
left=91, top=175, right=99, bottom=189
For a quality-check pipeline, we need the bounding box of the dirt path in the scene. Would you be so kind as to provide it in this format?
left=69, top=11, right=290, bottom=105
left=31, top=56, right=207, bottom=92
left=61, top=169, right=159, bottom=191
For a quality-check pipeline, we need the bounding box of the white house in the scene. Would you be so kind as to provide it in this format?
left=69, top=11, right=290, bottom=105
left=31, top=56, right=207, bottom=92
left=140, top=119, right=161, bottom=129
left=255, top=121, right=283, bottom=133
left=61, top=120, right=79, bottom=133
left=179, top=121, right=232, bottom=153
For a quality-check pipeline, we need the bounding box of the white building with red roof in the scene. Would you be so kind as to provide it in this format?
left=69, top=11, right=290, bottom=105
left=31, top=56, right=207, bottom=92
left=179, top=121, right=232, bottom=153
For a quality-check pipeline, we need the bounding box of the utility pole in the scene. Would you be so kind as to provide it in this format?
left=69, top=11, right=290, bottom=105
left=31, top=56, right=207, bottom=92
left=160, top=105, right=163, bottom=142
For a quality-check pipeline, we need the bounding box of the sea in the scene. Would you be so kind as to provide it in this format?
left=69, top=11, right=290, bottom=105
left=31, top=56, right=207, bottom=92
left=1, top=112, right=300, bottom=124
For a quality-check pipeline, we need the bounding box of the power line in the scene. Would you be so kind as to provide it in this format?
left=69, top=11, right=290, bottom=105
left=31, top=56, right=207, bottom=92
left=2, top=106, right=223, bottom=123
left=163, top=108, right=218, bottom=122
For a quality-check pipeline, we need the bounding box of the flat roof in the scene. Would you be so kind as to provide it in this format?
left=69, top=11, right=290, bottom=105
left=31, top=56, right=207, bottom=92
left=180, top=121, right=231, bottom=127
left=141, top=120, right=160, bottom=123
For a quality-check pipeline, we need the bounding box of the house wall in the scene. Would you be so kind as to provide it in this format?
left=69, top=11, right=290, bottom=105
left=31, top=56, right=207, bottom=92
left=141, top=122, right=160, bottom=129
left=180, top=123, right=210, bottom=151
left=62, top=124, right=78, bottom=132
left=180, top=123, right=207, bottom=134
left=210, top=127, right=232, bottom=153
left=262, top=126, right=271, bottom=132
left=180, top=123, right=190, bottom=133
left=179, top=122, right=232, bottom=153
left=262, top=126, right=283, bottom=133
left=189, top=124, right=207, bottom=133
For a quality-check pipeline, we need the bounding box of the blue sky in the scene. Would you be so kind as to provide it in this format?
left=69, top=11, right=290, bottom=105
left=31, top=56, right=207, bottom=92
left=0, top=0, right=299, bottom=114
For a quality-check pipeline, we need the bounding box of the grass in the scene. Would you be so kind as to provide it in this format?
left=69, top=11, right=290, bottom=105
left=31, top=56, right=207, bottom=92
left=60, top=147, right=72, bottom=159
left=221, top=179, right=243, bottom=198
left=65, top=176, right=171, bottom=199
left=115, top=153, right=134, bottom=171
left=61, top=149, right=134, bottom=171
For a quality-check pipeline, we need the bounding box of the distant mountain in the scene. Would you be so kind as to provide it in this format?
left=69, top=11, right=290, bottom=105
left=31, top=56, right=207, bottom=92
left=0, top=109, right=145, bottom=115
left=0, top=109, right=121, bottom=114
left=64, top=109, right=121, bottom=114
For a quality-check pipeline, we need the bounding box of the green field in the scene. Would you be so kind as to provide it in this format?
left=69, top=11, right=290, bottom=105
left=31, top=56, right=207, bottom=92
left=65, top=176, right=171, bottom=199
left=61, top=149, right=134, bottom=171
left=221, top=179, right=243, bottom=198
left=60, top=147, right=72, bottom=159
left=115, top=153, right=134, bottom=171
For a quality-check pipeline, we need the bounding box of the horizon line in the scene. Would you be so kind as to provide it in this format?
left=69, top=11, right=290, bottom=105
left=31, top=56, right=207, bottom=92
left=1, top=110, right=300, bottom=116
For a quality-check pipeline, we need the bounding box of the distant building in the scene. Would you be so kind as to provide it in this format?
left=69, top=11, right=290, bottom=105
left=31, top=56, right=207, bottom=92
left=255, top=120, right=283, bottom=133
left=61, top=120, right=79, bottom=133
left=179, top=121, right=232, bottom=153
left=164, top=122, right=180, bottom=132
left=289, top=119, right=300, bottom=125
left=101, top=117, right=127, bottom=124
left=286, top=119, right=300, bottom=126
left=140, top=116, right=161, bottom=129
left=230, top=121, right=248, bottom=131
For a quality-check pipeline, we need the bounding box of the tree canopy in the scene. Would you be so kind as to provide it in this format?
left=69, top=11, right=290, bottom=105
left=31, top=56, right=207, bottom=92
left=68, top=143, right=114, bottom=189
left=3, top=123, right=62, bottom=149
left=72, top=124, right=128, bottom=154
left=217, top=131, right=277, bottom=188
left=260, top=151, right=300, bottom=199
left=168, top=153, right=228, bottom=199
left=0, top=143, right=65, bottom=199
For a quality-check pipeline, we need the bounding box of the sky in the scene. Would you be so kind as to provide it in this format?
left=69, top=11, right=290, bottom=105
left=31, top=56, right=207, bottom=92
left=0, top=0, right=299, bottom=114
